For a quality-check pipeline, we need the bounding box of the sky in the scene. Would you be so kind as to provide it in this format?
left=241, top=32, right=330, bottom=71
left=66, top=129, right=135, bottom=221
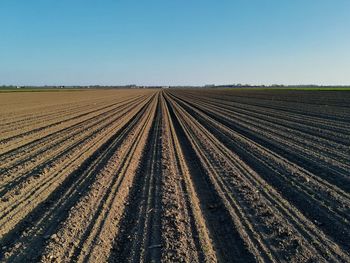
left=0, top=0, right=350, bottom=86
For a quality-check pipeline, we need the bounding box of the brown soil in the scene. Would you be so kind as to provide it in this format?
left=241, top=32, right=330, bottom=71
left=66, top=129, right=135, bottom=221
left=0, top=89, right=349, bottom=262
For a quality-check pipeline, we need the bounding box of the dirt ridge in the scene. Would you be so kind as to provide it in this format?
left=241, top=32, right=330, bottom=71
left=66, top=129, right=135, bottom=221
left=0, top=89, right=349, bottom=262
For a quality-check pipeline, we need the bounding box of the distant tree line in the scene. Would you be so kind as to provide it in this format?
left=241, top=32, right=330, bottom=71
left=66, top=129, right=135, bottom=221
left=1, top=84, right=350, bottom=89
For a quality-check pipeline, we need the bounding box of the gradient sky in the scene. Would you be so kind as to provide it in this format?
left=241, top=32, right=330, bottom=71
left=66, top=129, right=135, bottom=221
left=1, top=0, right=350, bottom=86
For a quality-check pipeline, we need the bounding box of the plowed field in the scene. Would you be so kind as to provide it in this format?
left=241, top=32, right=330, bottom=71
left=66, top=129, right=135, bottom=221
left=0, top=89, right=349, bottom=262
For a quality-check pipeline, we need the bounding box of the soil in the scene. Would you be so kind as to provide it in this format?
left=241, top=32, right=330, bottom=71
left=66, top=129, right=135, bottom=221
left=0, top=89, right=349, bottom=262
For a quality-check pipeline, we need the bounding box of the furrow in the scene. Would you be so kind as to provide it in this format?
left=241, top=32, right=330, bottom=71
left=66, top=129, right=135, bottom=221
left=0, top=92, right=157, bottom=262
left=165, top=91, right=350, bottom=262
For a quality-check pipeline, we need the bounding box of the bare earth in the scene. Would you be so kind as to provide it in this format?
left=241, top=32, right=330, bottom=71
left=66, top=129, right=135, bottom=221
left=0, top=89, right=349, bottom=262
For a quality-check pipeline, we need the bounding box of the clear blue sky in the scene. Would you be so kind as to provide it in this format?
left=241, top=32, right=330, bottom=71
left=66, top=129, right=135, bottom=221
left=1, top=0, right=350, bottom=86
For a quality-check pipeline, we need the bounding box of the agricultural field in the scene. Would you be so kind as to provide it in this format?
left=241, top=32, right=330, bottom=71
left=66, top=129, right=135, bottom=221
left=0, top=89, right=349, bottom=262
